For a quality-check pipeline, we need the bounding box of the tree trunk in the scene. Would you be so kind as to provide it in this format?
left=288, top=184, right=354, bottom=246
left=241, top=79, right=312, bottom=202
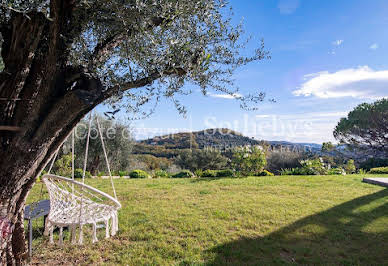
left=0, top=5, right=104, bottom=264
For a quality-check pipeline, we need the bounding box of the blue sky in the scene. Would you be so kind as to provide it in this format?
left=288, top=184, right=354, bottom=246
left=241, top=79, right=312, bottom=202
left=101, top=0, right=388, bottom=143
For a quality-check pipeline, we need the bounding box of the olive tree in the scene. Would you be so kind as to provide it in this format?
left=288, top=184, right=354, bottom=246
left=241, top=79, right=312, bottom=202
left=0, top=0, right=269, bottom=263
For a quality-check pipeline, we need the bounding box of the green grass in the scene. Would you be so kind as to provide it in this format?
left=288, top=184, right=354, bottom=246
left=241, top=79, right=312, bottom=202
left=27, top=174, right=388, bottom=265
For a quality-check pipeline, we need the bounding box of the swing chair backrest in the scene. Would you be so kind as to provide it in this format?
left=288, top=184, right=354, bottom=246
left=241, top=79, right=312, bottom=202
left=43, top=174, right=121, bottom=208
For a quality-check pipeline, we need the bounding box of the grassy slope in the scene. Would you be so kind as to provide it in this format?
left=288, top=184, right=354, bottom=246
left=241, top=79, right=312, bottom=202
left=27, top=174, right=388, bottom=265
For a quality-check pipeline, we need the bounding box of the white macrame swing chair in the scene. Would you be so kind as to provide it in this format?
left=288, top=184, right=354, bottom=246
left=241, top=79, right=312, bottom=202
left=42, top=113, right=121, bottom=246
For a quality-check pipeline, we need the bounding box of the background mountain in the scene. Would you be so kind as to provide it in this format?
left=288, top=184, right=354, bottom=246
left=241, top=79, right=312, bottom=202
left=133, top=128, right=322, bottom=158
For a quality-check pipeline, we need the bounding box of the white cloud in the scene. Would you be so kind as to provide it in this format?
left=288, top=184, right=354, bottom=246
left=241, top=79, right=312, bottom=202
left=277, top=0, right=300, bottom=14
left=293, top=66, right=388, bottom=99
left=369, top=43, right=379, bottom=50
left=332, top=40, right=344, bottom=46
left=208, top=93, right=242, bottom=99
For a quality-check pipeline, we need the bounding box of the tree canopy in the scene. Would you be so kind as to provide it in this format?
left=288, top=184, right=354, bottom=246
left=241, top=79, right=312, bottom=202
left=1, top=0, right=269, bottom=117
left=334, top=98, right=388, bottom=155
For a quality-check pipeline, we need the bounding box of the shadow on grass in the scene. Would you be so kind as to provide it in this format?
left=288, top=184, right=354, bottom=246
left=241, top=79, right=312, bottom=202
left=207, top=189, right=388, bottom=265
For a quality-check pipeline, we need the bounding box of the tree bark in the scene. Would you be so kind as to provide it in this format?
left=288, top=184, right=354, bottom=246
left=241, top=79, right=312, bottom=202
left=0, top=6, right=102, bottom=264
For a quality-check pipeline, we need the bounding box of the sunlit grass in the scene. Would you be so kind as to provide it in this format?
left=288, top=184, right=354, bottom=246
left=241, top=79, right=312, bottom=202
left=26, top=174, right=388, bottom=265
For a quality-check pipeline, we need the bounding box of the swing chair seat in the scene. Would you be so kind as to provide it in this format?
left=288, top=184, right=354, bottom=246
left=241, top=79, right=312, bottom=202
left=42, top=174, right=121, bottom=245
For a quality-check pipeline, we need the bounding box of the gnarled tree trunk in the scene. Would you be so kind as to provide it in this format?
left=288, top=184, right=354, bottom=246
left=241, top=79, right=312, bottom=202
left=0, top=3, right=103, bottom=264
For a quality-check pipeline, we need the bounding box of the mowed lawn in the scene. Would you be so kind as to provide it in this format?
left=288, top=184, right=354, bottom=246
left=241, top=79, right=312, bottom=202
left=26, top=174, right=388, bottom=265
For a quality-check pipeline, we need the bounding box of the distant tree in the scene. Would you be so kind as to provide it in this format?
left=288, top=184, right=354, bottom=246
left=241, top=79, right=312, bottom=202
left=334, top=98, right=388, bottom=155
left=72, top=115, right=133, bottom=175
left=321, top=142, right=335, bottom=152
left=175, top=149, right=228, bottom=171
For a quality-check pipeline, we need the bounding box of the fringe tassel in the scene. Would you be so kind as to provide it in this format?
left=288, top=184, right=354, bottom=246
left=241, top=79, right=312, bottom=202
left=79, top=224, right=84, bottom=245
left=105, top=219, right=110, bottom=239
left=43, top=218, right=50, bottom=236
left=111, top=214, right=116, bottom=236
left=58, top=227, right=63, bottom=246
left=71, top=225, right=77, bottom=244
left=92, top=223, right=98, bottom=243
left=49, top=225, right=54, bottom=244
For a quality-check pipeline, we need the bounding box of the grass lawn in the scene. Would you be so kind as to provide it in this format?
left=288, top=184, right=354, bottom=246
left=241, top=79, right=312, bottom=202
left=26, top=174, right=388, bottom=265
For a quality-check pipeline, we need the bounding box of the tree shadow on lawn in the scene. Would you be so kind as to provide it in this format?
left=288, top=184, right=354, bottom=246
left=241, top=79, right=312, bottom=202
left=207, top=189, right=388, bottom=265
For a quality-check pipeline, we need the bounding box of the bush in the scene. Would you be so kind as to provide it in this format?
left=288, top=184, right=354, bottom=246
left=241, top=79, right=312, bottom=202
left=359, top=158, right=388, bottom=171
left=118, top=170, right=129, bottom=177
left=344, top=159, right=356, bottom=174
left=201, top=169, right=218, bottom=177
left=172, top=170, right=194, bottom=178
left=74, top=168, right=92, bottom=178
left=255, top=170, right=274, bottom=176
left=194, top=169, right=203, bottom=177
left=232, top=146, right=267, bottom=176
left=299, top=158, right=328, bottom=175
left=216, top=169, right=234, bottom=177
left=327, top=168, right=346, bottom=175
left=358, top=169, right=367, bottom=174
left=369, top=167, right=388, bottom=174
left=153, top=170, right=170, bottom=178
left=129, top=169, right=150, bottom=178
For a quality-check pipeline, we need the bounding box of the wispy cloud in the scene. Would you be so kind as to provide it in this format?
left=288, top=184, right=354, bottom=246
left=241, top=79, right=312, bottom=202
left=277, top=0, right=300, bottom=15
left=332, top=39, right=344, bottom=46
left=293, top=66, right=388, bottom=99
left=208, top=93, right=243, bottom=99
left=369, top=43, right=379, bottom=50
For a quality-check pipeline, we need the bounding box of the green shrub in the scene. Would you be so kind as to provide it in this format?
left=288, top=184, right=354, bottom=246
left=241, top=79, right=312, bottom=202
left=299, top=158, right=328, bottom=175
left=344, top=159, right=356, bottom=174
left=129, top=169, right=150, bottom=178
left=201, top=169, right=218, bottom=177
left=327, top=168, right=346, bottom=175
left=216, top=169, right=234, bottom=177
left=280, top=168, right=293, bottom=175
left=74, top=168, right=92, bottom=178
left=255, top=170, right=274, bottom=176
left=232, top=146, right=267, bottom=176
left=172, top=170, right=194, bottom=178
left=118, top=170, right=129, bottom=177
left=194, top=169, right=203, bottom=177
left=369, top=167, right=388, bottom=174
left=357, top=168, right=367, bottom=174
left=153, top=170, right=170, bottom=178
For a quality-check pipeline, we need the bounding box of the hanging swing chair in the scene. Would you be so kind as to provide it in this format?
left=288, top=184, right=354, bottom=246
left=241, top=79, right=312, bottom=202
left=42, top=113, right=121, bottom=245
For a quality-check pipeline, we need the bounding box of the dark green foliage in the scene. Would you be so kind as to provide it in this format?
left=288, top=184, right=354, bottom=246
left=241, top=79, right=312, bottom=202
left=359, top=158, right=388, bottom=171
left=334, top=98, right=388, bottom=155
left=216, top=169, right=235, bottom=177
left=72, top=115, right=133, bottom=175
left=369, top=167, right=388, bottom=174
left=175, top=149, right=228, bottom=171
left=153, top=170, right=170, bottom=178
left=172, top=170, right=194, bottom=178
left=54, top=154, right=72, bottom=177
left=134, top=154, right=171, bottom=170
left=129, top=170, right=150, bottom=179
left=201, top=170, right=218, bottom=177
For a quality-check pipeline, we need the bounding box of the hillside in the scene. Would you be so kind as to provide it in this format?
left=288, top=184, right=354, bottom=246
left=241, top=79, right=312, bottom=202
left=133, top=128, right=321, bottom=158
